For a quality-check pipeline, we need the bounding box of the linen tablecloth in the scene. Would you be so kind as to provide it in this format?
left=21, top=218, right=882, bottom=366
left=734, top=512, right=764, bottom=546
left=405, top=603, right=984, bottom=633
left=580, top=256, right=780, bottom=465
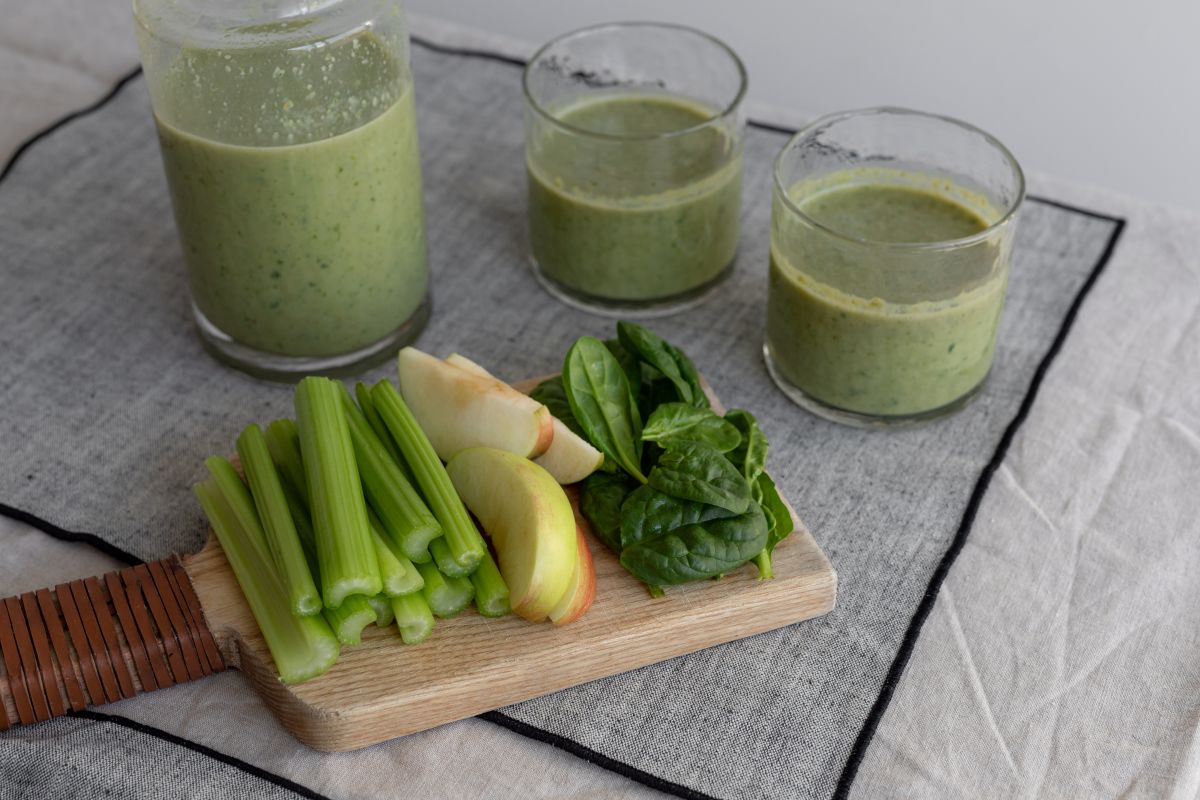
left=2, top=4, right=1198, bottom=799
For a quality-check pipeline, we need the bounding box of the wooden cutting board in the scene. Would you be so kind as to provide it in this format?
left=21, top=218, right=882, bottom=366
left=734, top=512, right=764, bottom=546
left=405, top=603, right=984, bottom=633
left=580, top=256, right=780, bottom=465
left=0, top=380, right=837, bottom=749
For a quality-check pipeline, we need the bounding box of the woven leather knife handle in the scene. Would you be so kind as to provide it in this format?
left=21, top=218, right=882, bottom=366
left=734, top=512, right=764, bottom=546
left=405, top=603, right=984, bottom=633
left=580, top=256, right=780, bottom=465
left=0, top=557, right=225, bottom=728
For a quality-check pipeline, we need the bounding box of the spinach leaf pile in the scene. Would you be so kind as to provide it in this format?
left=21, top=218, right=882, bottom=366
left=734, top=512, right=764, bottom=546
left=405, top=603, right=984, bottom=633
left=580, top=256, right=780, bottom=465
left=546, top=321, right=794, bottom=592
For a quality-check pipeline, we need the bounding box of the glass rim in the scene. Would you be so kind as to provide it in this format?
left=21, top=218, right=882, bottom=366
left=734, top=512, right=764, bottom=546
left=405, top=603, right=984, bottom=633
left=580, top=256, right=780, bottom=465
left=521, top=21, right=748, bottom=143
left=772, top=106, right=1026, bottom=251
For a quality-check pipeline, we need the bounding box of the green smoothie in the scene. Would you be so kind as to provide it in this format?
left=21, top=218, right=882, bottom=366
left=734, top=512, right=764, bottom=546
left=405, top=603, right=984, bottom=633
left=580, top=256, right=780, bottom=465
left=527, top=92, right=742, bottom=303
left=154, top=32, right=427, bottom=358
left=767, top=173, right=1009, bottom=417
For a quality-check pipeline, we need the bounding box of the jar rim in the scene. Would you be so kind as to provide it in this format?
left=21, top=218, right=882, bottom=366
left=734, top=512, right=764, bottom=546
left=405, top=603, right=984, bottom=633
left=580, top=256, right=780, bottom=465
left=132, top=0, right=392, bottom=51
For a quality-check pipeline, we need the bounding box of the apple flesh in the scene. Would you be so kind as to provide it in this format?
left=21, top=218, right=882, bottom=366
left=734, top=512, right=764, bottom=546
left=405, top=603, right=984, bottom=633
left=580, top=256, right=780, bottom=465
left=398, top=347, right=553, bottom=462
left=445, top=354, right=603, bottom=485
left=548, top=521, right=596, bottom=625
left=444, top=352, right=493, bottom=379
left=445, top=447, right=576, bottom=621
left=533, top=419, right=604, bottom=485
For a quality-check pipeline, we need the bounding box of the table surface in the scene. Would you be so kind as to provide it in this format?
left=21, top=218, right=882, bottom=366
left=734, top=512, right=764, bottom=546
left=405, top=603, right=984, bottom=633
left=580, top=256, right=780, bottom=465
left=2, top=3, right=1198, bottom=799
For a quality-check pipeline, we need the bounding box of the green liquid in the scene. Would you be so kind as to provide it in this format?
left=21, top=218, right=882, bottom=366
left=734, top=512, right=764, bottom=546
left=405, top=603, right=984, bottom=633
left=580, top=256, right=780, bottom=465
left=155, top=33, right=428, bottom=358
left=767, top=177, right=1009, bottom=417
left=801, top=184, right=989, bottom=243
left=527, top=92, right=742, bottom=303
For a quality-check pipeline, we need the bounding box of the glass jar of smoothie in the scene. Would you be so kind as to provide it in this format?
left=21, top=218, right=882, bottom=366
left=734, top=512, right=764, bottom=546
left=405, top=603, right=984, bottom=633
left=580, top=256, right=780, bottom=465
left=523, top=23, right=747, bottom=316
left=134, top=0, right=430, bottom=380
left=765, top=108, right=1024, bottom=427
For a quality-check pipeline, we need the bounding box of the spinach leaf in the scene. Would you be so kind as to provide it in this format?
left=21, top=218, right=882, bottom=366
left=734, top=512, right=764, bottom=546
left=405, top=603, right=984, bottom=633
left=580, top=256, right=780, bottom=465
left=563, top=336, right=646, bottom=483
left=619, top=484, right=736, bottom=548
left=603, top=338, right=642, bottom=403
left=529, top=376, right=586, bottom=439
left=580, top=472, right=635, bottom=554
left=616, top=321, right=708, bottom=409
left=757, top=472, right=794, bottom=550
left=647, top=443, right=753, bottom=514
left=643, top=403, right=742, bottom=453
left=724, top=409, right=767, bottom=484
left=638, top=374, right=678, bottom=423
left=749, top=472, right=793, bottom=580
left=619, top=503, right=768, bottom=585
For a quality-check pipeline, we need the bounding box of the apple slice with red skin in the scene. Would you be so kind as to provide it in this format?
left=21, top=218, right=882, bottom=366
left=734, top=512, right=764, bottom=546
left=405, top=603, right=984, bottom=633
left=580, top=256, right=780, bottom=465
left=398, top=347, right=553, bottom=462
left=548, top=521, right=596, bottom=625
left=444, top=353, right=603, bottom=485
left=445, top=447, right=576, bottom=621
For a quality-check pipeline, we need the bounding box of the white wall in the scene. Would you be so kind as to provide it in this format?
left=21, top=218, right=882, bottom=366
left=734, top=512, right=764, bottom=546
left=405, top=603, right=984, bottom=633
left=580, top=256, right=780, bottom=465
left=408, top=0, right=1200, bottom=211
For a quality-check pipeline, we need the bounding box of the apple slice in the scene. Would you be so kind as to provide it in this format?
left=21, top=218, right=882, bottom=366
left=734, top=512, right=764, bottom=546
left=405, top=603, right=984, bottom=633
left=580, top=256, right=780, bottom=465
left=445, top=447, right=576, bottom=621
left=398, top=347, right=553, bottom=461
left=444, top=352, right=493, bottom=379
left=445, top=354, right=603, bottom=485
left=548, top=522, right=596, bottom=625
left=532, top=419, right=604, bottom=485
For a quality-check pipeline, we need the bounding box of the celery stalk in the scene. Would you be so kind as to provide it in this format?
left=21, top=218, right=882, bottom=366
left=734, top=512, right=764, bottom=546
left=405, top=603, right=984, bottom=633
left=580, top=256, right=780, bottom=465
left=339, top=384, right=442, bottom=564
left=276, top=413, right=427, bottom=597
left=236, top=425, right=322, bottom=616
left=280, top=479, right=398, bottom=642
left=355, top=382, right=408, bottom=477
left=204, top=456, right=269, bottom=556
left=368, top=510, right=423, bottom=597
left=470, top=549, right=511, bottom=618
left=194, top=479, right=339, bottom=683
left=415, top=561, right=475, bottom=618
left=390, top=592, right=435, bottom=644
left=281, top=478, right=317, bottom=564
left=367, top=515, right=420, bottom=597
left=265, top=419, right=308, bottom=503
left=429, top=536, right=472, bottom=578
left=295, top=377, right=381, bottom=608
left=371, top=380, right=486, bottom=575
left=367, top=595, right=395, bottom=628
left=323, top=594, right=377, bottom=646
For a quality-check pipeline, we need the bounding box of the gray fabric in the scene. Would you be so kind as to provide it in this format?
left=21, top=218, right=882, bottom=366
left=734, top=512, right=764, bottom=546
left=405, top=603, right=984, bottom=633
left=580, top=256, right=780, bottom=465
left=0, top=44, right=1119, bottom=800
left=0, top=713, right=313, bottom=799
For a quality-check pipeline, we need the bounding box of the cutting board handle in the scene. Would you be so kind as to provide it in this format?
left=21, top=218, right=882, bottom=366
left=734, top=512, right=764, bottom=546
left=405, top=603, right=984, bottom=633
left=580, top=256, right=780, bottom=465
left=0, top=556, right=225, bottom=729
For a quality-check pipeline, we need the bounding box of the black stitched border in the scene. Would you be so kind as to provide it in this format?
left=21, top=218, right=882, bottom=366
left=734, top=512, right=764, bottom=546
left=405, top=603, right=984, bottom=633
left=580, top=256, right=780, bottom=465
left=481, top=711, right=719, bottom=800
left=0, top=67, right=142, bottom=183
left=68, top=710, right=333, bottom=800
left=0, top=38, right=1131, bottom=800
left=410, top=33, right=528, bottom=68
left=0, top=502, right=141, bottom=566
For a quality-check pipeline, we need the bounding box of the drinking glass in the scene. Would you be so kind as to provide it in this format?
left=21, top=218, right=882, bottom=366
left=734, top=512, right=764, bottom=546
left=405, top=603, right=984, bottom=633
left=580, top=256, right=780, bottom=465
left=523, top=23, right=747, bottom=316
left=764, top=107, right=1024, bottom=427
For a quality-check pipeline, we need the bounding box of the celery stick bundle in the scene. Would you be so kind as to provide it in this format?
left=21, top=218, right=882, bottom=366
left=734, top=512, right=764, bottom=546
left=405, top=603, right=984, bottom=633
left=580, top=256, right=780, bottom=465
left=194, top=375, right=511, bottom=684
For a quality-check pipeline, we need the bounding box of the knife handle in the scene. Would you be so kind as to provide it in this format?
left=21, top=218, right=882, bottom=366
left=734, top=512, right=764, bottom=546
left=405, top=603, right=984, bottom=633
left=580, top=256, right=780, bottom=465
left=0, top=556, right=225, bottom=728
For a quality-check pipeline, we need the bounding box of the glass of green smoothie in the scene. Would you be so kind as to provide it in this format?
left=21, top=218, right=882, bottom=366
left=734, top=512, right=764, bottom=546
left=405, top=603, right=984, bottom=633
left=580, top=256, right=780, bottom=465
left=134, top=0, right=430, bottom=380
left=765, top=108, right=1024, bottom=427
left=523, top=23, right=747, bottom=316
